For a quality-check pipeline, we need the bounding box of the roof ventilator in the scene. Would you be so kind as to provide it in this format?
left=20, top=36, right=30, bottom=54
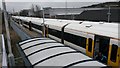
left=79, top=22, right=83, bottom=24
left=86, top=25, right=92, bottom=28
left=59, top=20, right=62, bottom=22
left=99, top=22, right=104, bottom=24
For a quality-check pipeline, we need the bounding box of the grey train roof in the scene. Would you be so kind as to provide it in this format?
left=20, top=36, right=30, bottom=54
left=12, top=16, right=119, bottom=40
left=17, top=37, right=106, bottom=67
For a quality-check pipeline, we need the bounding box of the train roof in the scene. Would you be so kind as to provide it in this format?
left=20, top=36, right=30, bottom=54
left=12, top=16, right=81, bottom=24
left=12, top=16, right=119, bottom=40
left=17, top=37, right=106, bottom=67
left=65, top=22, right=119, bottom=40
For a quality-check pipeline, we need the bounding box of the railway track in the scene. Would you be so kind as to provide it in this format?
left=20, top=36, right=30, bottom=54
left=10, top=20, right=42, bottom=40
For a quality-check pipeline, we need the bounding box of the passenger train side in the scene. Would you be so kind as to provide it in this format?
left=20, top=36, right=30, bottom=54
left=12, top=16, right=120, bottom=67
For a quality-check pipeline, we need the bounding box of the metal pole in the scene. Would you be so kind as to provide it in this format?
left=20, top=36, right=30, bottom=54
left=42, top=8, right=45, bottom=37
left=2, top=0, right=15, bottom=66
left=106, top=4, right=119, bottom=23
left=65, top=0, right=67, bottom=19
left=72, top=14, right=74, bottom=20
left=107, top=6, right=111, bottom=22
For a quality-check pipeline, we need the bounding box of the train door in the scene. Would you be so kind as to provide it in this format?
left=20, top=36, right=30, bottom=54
left=93, top=35, right=110, bottom=64
left=86, top=34, right=94, bottom=58
left=42, top=24, right=48, bottom=37
left=45, top=25, right=49, bottom=37
left=108, top=39, right=119, bottom=66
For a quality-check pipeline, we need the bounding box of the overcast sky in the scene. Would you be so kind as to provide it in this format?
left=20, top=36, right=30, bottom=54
left=1, top=0, right=118, bottom=2
left=0, top=0, right=119, bottom=12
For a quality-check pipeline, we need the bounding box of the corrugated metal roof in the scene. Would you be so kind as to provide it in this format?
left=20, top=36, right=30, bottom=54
left=18, top=38, right=106, bottom=67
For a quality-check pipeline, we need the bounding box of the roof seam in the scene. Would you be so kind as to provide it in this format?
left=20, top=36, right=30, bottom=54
left=27, top=46, right=69, bottom=57
left=23, top=42, right=58, bottom=50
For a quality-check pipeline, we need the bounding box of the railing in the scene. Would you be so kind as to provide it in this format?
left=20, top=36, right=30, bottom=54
left=1, top=34, right=8, bottom=68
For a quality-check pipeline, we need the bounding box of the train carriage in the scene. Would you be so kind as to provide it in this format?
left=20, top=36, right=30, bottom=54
left=45, top=21, right=69, bottom=42
left=64, top=22, right=120, bottom=66
left=12, top=16, right=120, bottom=67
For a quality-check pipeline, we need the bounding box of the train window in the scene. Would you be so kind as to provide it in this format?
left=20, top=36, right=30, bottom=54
left=31, top=23, right=42, bottom=31
left=48, top=28, right=61, bottom=38
left=88, top=38, right=92, bottom=52
left=110, top=44, right=118, bottom=62
left=64, top=32, right=86, bottom=49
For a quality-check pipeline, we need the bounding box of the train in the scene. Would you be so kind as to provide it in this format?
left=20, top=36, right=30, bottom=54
left=12, top=16, right=120, bottom=67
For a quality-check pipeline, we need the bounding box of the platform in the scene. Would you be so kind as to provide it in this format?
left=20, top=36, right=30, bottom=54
left=19, top=24, right=42, bottom=38
left=11, top=20, right=42, bottom=40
